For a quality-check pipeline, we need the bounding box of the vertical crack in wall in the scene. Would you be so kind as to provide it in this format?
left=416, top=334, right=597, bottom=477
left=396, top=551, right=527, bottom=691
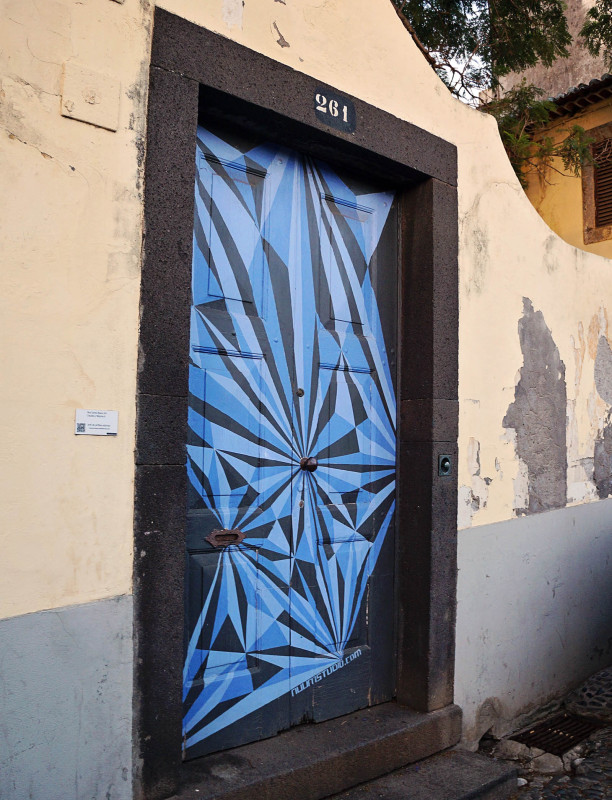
left=503, top=298, right=567, bottom=514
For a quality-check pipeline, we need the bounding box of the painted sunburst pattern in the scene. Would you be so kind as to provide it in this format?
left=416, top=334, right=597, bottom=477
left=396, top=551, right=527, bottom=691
left=183, top=124, right=396, bottom=755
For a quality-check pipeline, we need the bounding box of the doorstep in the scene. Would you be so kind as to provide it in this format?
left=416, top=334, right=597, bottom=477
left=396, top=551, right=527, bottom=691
left=172, top=702, right=462, bottom=800
left=331, top=749, right=518, bottom=800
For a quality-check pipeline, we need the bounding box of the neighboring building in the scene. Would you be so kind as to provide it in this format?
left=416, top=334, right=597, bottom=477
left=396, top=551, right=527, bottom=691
left=502, top=0, right=612, bottom=257
left=504, top=0, right=607, bottom=97
left=523, top=75, right=612, bottom=259
left=1, top=2, right=611, bottom=800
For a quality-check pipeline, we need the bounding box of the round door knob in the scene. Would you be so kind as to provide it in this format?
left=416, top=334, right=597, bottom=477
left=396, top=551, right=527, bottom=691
left=300, top=456, right=318, bottom=472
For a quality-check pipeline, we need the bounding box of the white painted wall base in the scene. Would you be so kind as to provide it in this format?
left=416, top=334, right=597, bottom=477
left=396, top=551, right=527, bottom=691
left=0, top=595, right=133, bottom=800
left=455, top=499, right=612, bottom=747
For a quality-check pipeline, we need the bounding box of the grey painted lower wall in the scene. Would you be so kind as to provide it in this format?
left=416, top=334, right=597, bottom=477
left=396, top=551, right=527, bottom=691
left=0, top=594, right=133, bottom=800
left=455, top=499, right=612, bottom=747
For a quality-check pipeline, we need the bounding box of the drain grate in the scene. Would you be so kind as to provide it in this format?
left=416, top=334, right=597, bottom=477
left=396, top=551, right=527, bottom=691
left=510, top=712, right=602, bottom=756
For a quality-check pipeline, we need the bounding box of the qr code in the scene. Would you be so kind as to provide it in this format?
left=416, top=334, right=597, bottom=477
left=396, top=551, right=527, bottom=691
left=76, top=422, right=86, bottom=433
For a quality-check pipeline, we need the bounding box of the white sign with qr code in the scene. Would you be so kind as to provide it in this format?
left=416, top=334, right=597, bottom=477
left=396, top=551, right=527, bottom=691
left=75, top=409, right=118, bottom=436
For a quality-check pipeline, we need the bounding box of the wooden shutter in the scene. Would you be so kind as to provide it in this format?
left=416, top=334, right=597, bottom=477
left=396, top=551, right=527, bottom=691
left=593, top=139, right=612, bottom=227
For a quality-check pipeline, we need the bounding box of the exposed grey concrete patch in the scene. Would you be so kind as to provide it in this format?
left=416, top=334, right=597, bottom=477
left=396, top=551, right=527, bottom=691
left=594, top=410, right=612, bottom=499
left=503, top=298, right=567, bottom=514
left=0, top=595, right=133, bottom=800
left=594, top=335, right=612, bottom=404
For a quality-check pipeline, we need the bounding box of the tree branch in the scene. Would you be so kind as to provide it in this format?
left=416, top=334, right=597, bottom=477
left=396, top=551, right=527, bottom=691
left=392, top=2, right=439, bottom=69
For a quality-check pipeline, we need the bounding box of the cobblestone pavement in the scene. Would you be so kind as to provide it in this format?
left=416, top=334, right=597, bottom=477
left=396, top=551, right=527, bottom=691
left=490, top=667, right=612, bottom=800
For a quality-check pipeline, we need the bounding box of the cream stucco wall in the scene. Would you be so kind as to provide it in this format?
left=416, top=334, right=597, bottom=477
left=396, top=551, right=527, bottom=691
left=1, top=0, right=151, bottom=618
left=156, top=0, right=612, bottom=527
left=1, top=0, right=611, bottom=753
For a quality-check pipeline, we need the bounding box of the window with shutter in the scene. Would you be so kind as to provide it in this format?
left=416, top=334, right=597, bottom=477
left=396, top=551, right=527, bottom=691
left=593, top=139, right=612, bottom=228
left=582, top=123, right=612, bottom=244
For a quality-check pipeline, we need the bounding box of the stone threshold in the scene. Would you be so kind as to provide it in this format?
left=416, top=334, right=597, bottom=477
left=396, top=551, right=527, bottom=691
left=331, top=749, right=518, bottom=800
left=172, top=702, right=462, bottom=800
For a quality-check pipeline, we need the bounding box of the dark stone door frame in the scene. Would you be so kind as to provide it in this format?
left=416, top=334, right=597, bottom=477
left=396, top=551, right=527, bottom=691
left=134, top=9, right=459, bottom=799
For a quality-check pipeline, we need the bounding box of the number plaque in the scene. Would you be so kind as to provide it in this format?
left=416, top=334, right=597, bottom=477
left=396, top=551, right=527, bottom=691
left=314, top=88, right=356, bottom=133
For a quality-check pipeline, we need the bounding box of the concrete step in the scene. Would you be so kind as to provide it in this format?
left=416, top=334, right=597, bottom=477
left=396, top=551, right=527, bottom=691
left=174, top=702, right=462, bottom=800
left=331, top=749, right=518, bottom=800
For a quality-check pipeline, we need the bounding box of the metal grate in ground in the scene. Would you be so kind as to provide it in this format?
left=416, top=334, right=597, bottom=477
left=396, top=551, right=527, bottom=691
left=510, top=712, right=603, bottom=756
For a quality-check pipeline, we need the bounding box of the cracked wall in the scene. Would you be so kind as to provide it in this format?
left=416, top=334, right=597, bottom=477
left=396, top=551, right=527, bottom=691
left=503, top=298, right=567, bottom=514
left=458, top=284, right=612, bottom=527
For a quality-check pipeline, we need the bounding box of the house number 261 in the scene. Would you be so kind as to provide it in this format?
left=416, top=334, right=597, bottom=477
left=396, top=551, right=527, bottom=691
left=315, top=93, right=349, bottom=123
left=313, top=88, right=356, bottom=133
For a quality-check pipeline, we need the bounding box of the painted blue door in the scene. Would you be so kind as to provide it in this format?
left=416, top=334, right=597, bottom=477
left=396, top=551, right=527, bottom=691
left=183, top=122, right=397, bottom=759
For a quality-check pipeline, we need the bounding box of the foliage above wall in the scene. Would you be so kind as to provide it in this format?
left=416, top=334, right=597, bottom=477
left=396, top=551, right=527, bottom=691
left=484, top=82, right=594, bottom=187
left=391, top=1, right=612, bottom=184
left=392, top=0, right=571, bottom=103
left=582, top=0, right=612, bottom=67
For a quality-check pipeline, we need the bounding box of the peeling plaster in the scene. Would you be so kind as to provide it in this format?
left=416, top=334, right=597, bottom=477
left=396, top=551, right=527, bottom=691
left=458, top=438, right=492, bottom=527
left=222, top=0, right=244, bottom=29
left=503, top=298, right=567, bottom=514
left=272, top=21, right=290, bottom=47
left=594, top=412, right=612, bottom=501
left=543, top=234, right=558, bottom=274
left=459, top=180, right=525, bottom=299
left=514, top=455, right=529, bottom=514
left=588, top=308, right=608, bottom=360
left=472, top=696, right=506, bottom=744
left=594, top=335, right=612, bottom=405
left=587, top=331, right=612, bottom=498
left=567, top=398, right=598, bottom=504
left=468, top=228, right=489, bottom=294
left=458, top=486, right=478, bottom=530
left=571, top=321, right=585, bottom=395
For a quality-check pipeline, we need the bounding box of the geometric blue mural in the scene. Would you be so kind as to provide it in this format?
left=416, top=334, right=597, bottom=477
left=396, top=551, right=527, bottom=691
left=184, top=124, right=396, bottom=756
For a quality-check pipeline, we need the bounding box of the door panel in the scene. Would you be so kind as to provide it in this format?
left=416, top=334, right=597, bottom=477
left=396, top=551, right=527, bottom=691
left=184, top=122, right=397, bottom=759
